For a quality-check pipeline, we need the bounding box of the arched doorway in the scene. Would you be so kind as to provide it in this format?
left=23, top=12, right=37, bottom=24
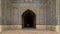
left=22, top=9, right=36, bottom=29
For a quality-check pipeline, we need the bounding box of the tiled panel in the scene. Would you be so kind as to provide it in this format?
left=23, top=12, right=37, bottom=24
left=10, top=0, right=49, bottom=4
left=13, top=8, right=19, bottom=24
left=1, top=0, right=7, bottom=25
left=58, top=0, right=60, bottom=33
left=46, top=0, right=56, bottom=25
left=6, top=1, right=11, bottom=25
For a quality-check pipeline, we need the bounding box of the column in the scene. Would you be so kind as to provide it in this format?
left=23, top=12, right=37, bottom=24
left=58, top=0, right=60, bottom=33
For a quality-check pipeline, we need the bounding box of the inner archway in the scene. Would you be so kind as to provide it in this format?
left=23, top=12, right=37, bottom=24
left=22, top=9, right=36, bottom=29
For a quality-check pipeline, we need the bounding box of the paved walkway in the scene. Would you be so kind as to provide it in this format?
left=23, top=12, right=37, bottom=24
left=0, top=29, right=58, bottom=34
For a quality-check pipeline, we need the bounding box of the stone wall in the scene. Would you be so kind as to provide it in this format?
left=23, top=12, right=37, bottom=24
left=1, top=0, right=57, bottom=25
left=7, top=0, right=46, bottom=25
left=0, top=0, right=1, bottom=32
left=0, top=0, right=58, bottom=32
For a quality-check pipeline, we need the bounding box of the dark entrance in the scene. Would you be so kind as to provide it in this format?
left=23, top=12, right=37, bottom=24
left=22, top=9, right=36, bottom=28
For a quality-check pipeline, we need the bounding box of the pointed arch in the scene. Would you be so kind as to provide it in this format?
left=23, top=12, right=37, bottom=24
left=22, top=9, right=36, bottom=28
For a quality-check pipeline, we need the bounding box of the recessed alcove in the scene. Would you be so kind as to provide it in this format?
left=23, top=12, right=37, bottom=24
left=22, top=9, right=36, bottom=29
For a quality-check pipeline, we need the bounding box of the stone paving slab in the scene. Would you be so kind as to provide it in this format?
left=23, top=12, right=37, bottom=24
left=0, top=30, right=58, bottom=34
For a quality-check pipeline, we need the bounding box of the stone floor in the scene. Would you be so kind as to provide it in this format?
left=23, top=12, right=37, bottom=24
left=0, top=29, right=58, bottom=34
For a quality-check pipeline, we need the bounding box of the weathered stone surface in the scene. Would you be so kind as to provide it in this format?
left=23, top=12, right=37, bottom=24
left=0, top=0, right=59, bottom=33
left=1, top=30, right=57, bottom=34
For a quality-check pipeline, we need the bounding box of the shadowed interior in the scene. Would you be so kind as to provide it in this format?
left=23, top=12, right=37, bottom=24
left=22, top=9, right=36, bottom=28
